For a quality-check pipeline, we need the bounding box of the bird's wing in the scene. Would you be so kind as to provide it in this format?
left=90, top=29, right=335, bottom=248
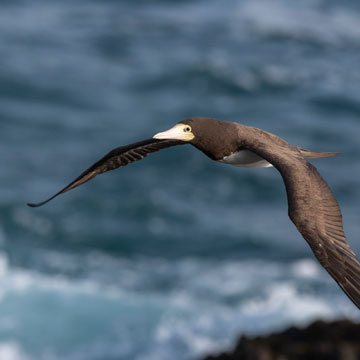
left=27, top=138, right=184, bottom=207
left=249, top=144, right=360, bottom=309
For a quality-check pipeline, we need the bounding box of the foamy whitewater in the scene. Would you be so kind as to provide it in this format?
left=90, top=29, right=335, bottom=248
left=1, top=0, right=360, bottom=359
left=0, top=251, right=358, bottom=360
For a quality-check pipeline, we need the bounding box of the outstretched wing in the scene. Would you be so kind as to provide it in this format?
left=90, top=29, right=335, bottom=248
left=249, top=142, right=360, bottom=309
left=28, top=138, right=184, bottom=207
left=283, top=161, right=360, bottom=309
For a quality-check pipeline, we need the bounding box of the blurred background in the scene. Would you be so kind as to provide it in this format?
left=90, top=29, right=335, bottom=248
left=1, top=0, right=360, bottom=359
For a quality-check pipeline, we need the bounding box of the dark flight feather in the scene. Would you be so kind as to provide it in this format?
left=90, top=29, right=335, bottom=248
left=247, top=140, right=360, bottom=309
left=27, top=138, right=183, bottom=207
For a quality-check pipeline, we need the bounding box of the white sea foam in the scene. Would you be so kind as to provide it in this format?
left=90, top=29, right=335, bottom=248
left=0, top=342, right=28, bottom=360
left=291, top=258, right=321, bottom=279
left=0, top=250, right=359, bottom=360
left=241, top=282, right=333, bottom=322
left=0, top=251, right=125, bottom=302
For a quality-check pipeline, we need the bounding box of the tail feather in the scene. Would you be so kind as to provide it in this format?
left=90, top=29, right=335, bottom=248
left=299, top=148, right=341, bottom=159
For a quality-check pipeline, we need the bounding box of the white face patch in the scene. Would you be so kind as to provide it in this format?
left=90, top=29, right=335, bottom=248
left=218, top=150, right=273, bottom=168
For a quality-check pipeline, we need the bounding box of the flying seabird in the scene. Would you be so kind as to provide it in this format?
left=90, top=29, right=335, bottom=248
left=28, top=117, right=360, bottom=309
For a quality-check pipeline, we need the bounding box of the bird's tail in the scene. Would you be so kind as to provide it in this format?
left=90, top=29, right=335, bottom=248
left=299, top=148, right=341, bottom=159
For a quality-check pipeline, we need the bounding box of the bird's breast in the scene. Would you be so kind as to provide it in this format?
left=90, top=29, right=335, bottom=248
left=218, top=150, right=273, bottom=168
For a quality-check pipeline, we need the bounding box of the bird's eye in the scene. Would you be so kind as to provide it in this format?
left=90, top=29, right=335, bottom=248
left=184, top=126, right=191, bottom=133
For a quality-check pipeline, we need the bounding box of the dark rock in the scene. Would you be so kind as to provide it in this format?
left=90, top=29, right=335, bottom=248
left=201, top=319, right=360, bottom=360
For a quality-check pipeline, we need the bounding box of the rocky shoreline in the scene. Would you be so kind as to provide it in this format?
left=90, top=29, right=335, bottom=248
left=202, top=319, right=360, bottom=360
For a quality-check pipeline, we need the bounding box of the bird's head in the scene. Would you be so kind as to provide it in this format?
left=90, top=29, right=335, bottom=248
left=153, top=119, right=197, bottom=142
left=153, top=117, right=238, bottom=160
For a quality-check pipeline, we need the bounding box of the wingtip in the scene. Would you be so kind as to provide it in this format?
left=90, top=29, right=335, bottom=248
left=27, top=202, right=43, bottom=208
left=27, top=197, right=54, bottom=208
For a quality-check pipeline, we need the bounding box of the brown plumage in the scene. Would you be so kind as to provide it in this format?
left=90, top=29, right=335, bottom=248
left=27, top=138, right=184, bottom=208
left=28, top=117, right=360, bottom=309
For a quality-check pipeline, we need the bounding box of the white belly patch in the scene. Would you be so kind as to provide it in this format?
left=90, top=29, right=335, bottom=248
left=218, top=150, right=273, bottom=168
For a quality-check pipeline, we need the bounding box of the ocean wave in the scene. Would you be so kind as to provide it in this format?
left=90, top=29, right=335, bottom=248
left=237, top=0, right=360, bottom=47
left=0, top=250, right=358, bottom=360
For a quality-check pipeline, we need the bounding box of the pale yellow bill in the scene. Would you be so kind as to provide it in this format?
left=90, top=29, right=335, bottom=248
left=153, top=124, right=194, bottom=141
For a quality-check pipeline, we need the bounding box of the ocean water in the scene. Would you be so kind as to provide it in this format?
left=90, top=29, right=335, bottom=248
left=1, top=0, right=360, bottom=359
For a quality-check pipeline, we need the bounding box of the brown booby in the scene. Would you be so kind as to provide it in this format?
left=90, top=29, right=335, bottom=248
left=28, top=117, right=360, bottom=309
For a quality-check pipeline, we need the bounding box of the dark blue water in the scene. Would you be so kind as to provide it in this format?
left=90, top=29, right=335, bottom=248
left=1, top=0, right=360, bottom=359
